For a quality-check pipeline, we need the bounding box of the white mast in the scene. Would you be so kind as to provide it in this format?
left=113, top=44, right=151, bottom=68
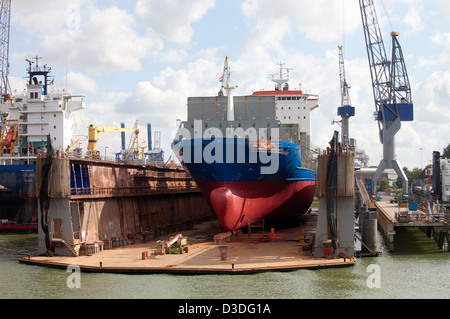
left=272, top=62, right=292, bottom=91
left=220, top=56, right=236, bottom=122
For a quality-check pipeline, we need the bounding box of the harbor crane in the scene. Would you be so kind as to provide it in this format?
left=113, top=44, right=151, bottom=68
left=334, top=45, right=355, bottom=148
left=359, top=0, right=414, bottom=196
left=0, top=0, right=11, bottom=102
left=87, top=120, right=141, bottom=159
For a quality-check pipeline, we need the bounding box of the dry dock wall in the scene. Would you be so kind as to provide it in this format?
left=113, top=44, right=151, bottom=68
left=36, top=156, right=212, bottom=256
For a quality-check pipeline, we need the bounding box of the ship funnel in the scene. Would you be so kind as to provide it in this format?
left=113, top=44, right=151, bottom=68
left=147, top=122, right=152, bottom=151
left=121, top=122, right=125, bottom=150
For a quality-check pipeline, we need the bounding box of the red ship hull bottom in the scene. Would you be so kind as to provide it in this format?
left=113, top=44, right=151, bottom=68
left=198, top=181, right=316, bottom=231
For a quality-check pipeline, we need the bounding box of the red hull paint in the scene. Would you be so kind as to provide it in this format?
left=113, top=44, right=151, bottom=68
left=198, top=181, right=316, bottom=231
left=0, top=224, right=37, bottom=231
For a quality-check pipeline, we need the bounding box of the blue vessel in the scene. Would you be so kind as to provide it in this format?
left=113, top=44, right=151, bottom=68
left=172, top=59, right=319, bottom=231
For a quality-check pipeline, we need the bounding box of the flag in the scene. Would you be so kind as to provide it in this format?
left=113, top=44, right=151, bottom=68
left=219, top=75, right=223, bottom=82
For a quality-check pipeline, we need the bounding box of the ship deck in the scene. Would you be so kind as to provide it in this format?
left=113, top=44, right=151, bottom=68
left=19, top=214, right=354, bottom=274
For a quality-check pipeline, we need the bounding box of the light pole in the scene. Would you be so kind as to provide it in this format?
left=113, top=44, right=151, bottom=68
left=420, top=148, right=423, bottom=169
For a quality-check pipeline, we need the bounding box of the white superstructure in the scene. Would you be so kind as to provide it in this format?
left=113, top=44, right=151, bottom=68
left=440, top=158, right=450, bottom=203
left=252, top=64, right=319, bottom=148
left=0, top=58, right=85, bottom=164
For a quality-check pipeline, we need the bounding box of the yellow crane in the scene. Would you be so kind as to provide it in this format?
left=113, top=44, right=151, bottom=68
left=87, top=120, right=141, bottom=159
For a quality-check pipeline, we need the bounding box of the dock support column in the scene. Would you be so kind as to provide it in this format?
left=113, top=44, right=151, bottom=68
left=360, top=206, right=378, bottom=255
left=313, top=131, right=355, bottom=258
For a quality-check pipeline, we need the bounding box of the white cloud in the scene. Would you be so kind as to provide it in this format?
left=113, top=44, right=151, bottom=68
left=61, top=72, right=98, bottom=93
left=403, top=5, right=425, bottom=34
left=135, top=0, right=215, bottom=44
left=11, top=1, right=87, bottom=35
left=38, top=6, right=152, bottom=74
left=241, top=0, right=361, bottom=43
left=153, top=49, right=189, bottom=64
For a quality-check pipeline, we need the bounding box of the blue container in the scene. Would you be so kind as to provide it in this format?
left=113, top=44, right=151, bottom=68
left=409, top=203, right=418, bottom=211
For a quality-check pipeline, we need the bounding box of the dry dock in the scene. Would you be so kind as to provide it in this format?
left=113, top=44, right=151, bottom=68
left=19, top=214, right=355, bottom=274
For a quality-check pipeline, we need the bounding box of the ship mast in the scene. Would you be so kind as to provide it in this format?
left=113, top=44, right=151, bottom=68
left=272, top=62, right=292, bottom=91
left=219, top=56, right=236, bottom=123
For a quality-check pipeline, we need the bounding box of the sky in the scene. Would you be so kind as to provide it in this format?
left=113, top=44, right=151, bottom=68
left=6, top=0, right=450, bottom=170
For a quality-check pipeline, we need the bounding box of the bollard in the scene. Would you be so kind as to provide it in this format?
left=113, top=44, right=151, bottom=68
left=219, top=245, right=228, bottom=261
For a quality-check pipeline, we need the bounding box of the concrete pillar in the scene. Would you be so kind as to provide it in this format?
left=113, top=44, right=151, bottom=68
left=360, top=208, right=378, bottom=255
left=313, top=151, right=355, bottom=258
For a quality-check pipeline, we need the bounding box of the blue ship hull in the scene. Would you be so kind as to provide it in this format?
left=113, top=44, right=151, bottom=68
left=0, top=165, right=38, bottom=231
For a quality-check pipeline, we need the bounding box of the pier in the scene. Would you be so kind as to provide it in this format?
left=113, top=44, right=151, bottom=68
left=376, top=196, right=450, bottom=251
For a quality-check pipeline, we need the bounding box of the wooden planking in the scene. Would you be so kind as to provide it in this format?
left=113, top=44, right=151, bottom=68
left=317, top=154, right=328, bottom=197
left=49, top=158, right=71, bottom=198
left=36, top=156, right=71, bottom=198
left=337, top=154, right=355, bottom=197
left=317, top=154, right=355, bottom=197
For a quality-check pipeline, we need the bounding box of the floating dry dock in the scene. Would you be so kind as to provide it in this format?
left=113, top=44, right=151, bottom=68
left=22, top=134, right=357, bottom=274
left=19, top=216, right=355, bottom=274
left=35, top=153, right=212, bottom=257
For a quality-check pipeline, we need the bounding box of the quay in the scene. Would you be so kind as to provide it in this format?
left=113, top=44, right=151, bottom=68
left=376, top=196, right=450, bottom=251
left=19, top=215, right=355, bottom=274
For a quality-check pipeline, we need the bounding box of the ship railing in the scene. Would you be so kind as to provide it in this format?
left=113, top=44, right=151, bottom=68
left=397, top=211, right=446, bottom=224
left=70, top=185, right=199, bottom=197
left=248, top=139, right=282, bottom=154
left=444, top=213, right=450, bottom=224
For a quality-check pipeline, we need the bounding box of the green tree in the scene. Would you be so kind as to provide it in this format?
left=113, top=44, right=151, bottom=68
left=378, top=180, right=389, bottom=191
left=402, top=166, right=426, bottom=190
left=443, top=143, right=450, bottom=159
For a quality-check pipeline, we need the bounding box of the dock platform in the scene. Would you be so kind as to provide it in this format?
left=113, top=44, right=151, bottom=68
left=19, top=215, right=355, bottom=274
left=376, top=197, right=449, bottom=251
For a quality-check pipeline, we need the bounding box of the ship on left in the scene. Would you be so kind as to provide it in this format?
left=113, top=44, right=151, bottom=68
left=0, top=56, right=86, bottom=231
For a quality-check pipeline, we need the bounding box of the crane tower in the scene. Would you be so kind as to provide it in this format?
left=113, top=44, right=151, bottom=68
left=0, top=0, right=11, bottom=99
left=359, top=0, right=414, bottom=195
left=337, top=45, right=355, bottom=147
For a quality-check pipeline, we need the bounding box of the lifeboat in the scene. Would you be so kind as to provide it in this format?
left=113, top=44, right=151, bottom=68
left=2, top=127, right=15, bottom=148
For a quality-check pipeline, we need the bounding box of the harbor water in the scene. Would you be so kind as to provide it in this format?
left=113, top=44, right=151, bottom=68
left=0, top=228, right=449, bottom=299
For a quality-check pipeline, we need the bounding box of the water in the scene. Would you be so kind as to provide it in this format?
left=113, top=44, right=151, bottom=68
left=1, top=228, right=449, bottom=300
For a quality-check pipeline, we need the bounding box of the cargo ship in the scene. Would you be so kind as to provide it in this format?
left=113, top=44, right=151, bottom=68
left=0, top=57, right=86, bottom=231
left=172, top=58, right=319, bottom=231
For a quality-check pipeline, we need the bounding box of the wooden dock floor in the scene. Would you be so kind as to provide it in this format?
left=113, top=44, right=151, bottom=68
left=375, top=196, right=449, bottom=251
left=19, top=215, right=355, bottom=274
